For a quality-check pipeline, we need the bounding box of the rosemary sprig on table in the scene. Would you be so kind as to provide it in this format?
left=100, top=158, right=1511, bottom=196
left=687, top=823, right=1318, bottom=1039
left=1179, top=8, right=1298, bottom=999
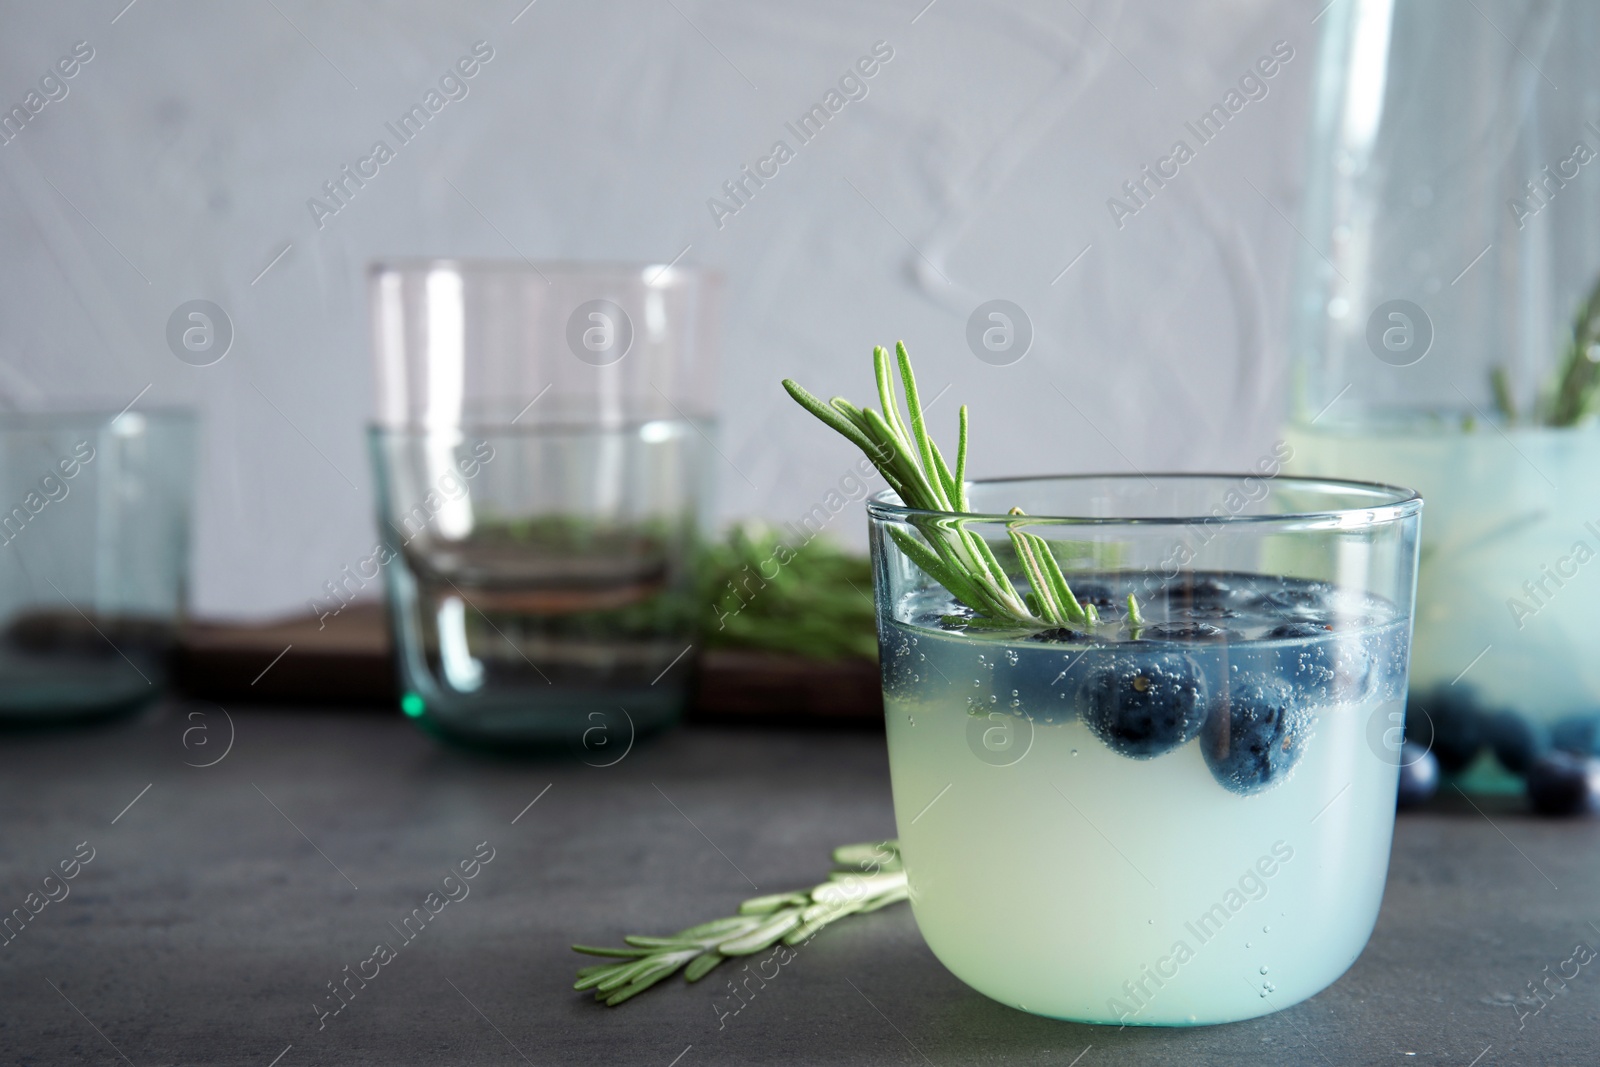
left=572, top=841, right=906, bottom=1005
left=783, top=341, right=1132, bottom=631
left=700, top=523, right=876, bottom=661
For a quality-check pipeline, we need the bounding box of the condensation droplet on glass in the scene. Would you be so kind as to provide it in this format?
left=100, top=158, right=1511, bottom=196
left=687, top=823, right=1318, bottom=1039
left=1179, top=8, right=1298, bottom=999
left=1260, top=965, right=1269, bottom=975
left=1262, top=925, right=1270, bottom=934
left=1070, top=748, right=1078, bottom=756
left=1245, top=942, right=1251, bottom=949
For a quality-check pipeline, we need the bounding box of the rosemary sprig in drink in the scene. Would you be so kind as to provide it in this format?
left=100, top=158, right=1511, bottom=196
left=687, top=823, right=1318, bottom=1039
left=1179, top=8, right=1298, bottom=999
left=572, top=841, right=906, bottom=1005
left=1542, top=271, right=1600, bottom=427
left=783, top=341, right=1133, bottom=631
left=1491, top=271, right=1600, bottom=427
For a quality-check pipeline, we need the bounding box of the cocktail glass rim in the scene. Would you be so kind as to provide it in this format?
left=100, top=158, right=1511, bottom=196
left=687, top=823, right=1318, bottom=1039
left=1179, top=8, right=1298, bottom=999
left=866, top=472, right=1422, bottom=527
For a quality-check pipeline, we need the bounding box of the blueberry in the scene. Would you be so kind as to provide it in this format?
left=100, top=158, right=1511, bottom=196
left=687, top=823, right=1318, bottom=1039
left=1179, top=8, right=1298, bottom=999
left=1253, top=580, right=1338, bottom=613
left=1551, top=714, right=1600, bottom=757
left=1181, top=603, right=1240, bottom=621
left=1141, top=622, right=1233, bottom=642
left=1524, top=752, right=1600, bottom=817
left=1481, top=711, right=1548, bottom=775
left=990, top=646, right=1094, bottom=725
left=1081, top=651, right=1209, bottom=758
left=1404, top=687, right=1484, bottom=774
left=1067, top=581, right=1120, bottom=614
left=1266, top=621, right=1371, bottom=702
left=1201, top=675, right=1312, bottom=795
left=1164, top=575, right=1239, bottom=609
left=1396, top=742, right=1440, bottom=809
left=1026, top=627, right=1092, bottom=644
left=1266, top=620, right=1329, bottom=640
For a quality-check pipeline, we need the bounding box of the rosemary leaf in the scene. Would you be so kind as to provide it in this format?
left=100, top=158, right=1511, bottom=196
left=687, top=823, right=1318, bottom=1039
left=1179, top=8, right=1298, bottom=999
left=783, top=342, right=1141, bottom=631
left=719, top=910, right=803, bottom=954
left=888, top=526, right=994, bottom=613
left=684, top=953, right=723, bottom=982
left=954, top=405, right=970, bottom=511
left=895, top=341, right=953, bottom=511
left=572, top=841, right=908, bottom=1007
left=1031, top=528, right=1088, bottom=625
left=874, top=344, right=915, bottom=453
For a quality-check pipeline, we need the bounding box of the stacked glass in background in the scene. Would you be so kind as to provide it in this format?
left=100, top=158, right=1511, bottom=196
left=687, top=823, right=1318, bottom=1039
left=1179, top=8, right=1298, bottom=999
left=368, top=260, right=720, bottom=747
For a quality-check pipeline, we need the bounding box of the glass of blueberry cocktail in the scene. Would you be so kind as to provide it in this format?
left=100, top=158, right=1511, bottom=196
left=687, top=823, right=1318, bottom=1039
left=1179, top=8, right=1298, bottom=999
left=784, top=345, right=1422, bottom=1026
left=870, top=474, right=1420, bottom=1025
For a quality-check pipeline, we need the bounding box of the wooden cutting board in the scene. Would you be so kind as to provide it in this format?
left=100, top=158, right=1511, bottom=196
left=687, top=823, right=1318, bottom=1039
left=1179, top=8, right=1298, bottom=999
left=174, top=602, right=883, bottom=725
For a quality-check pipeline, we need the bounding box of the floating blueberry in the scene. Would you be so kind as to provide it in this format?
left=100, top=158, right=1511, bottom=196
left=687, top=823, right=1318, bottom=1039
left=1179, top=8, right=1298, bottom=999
left=1201, top=675, right=1311, bottom=795
left=1182, top=603, right=1240, bottom=621
left=1396, top=742, right=1439, bottom=809
left=1081, top=651, right=1209, bottom=758
left=1026, top=627, right=1092, bottom=644
left=1266, top=620, right=1371, bottom=702
left=1524, top=752, right=1600, bottom=817
left=1266, top=620, right=1329, bottom=640
left=989, top=644, right=1094, bottom=725
left=1253, top=579, right=1338, bottom=613
left=1066, top=580, right=1120, bottom=614
left=1141, top=622, right=1233, bottom=642
left=1550, top=714, right=1600, bottom=757
left=1481, top=710, right=1549, bottom=775
left=1164, top=575, right=1239, bottom=609
left=1404, top=687, right=1483, bottom=774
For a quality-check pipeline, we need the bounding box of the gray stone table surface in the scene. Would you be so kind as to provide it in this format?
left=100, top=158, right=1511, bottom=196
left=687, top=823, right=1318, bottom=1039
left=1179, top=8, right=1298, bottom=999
left=0, top=702, right=1596, bottom=1066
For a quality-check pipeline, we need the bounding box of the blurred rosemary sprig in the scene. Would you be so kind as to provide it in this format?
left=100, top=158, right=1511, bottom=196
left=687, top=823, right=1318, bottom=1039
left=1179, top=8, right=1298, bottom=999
left=1543, top=272, right=1600, bottom=427
left=1492, top=272, right=1600, bottom=427
left=699, top=524, right=877, bottom=661
left=783, top=342, right=1132, bottom=631
left=573, top=841, right=905, bottom=1006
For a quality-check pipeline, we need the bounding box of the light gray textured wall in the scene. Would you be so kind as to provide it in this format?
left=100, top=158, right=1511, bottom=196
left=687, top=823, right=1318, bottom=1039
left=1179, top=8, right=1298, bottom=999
left=0, top=0, right=1315, bottom=620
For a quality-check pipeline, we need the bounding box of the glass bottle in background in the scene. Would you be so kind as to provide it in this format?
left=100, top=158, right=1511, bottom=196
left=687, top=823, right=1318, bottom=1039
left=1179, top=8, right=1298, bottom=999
left=1285, top=0, right=1600, bottom=787
left=367, top=260, right=720, bottom=748
left=0, top=409, right=196, bottom=721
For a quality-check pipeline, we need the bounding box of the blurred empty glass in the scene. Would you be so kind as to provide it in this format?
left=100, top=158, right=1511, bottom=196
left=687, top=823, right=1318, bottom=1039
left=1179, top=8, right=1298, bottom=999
left=368, top=259, right=720, bottom=747
left=0, top=409, right=196, bottom=722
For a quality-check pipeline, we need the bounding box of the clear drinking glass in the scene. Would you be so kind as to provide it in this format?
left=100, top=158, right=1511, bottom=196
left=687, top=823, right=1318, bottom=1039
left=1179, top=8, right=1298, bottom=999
left=1286, top=1, right=1600, bottom=779
left=0, top=410, right=196, bottom=721
left=367, top=259, right=720, bottom=747
left=870, top=474, right=1420, bottom=1025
